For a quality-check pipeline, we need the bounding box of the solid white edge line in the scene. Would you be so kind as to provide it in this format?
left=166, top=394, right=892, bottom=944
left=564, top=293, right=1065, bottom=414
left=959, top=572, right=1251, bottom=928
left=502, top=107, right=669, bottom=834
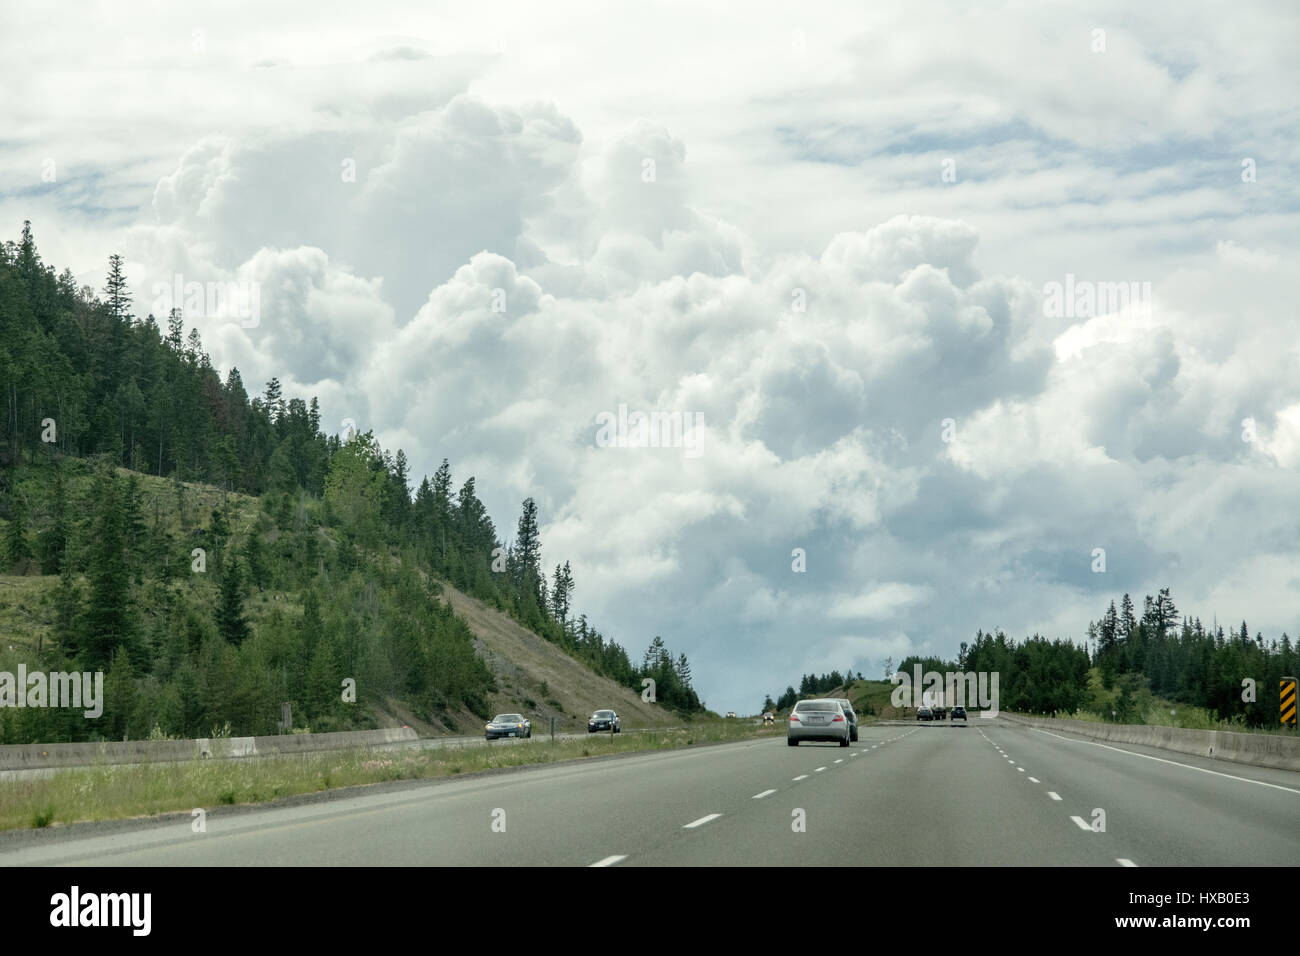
left=1070, top=816, right=1092, bottom=831
left=683, top=813, right=722, bottom=829
left=590, top=855, right=627, bottom=867
left=752, top=789, right=777, bottom=799
left=1030, top=728, right=1300, bottom=794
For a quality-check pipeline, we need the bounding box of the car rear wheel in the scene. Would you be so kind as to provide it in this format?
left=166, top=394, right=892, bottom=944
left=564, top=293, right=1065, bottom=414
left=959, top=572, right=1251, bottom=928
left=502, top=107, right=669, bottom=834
left=787, top=738, right=798, bottom=747
left=839, top=732, right=850, bottom=747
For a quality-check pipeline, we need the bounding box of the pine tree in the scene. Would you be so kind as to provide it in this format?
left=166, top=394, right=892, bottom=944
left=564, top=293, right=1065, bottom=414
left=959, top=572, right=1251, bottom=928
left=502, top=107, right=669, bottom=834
left=37, top=465, right=69, bottom=574
left=122, top=474, right=145, bottom=576
left=644, top=635, right=667, bottom=671
left=1119, top=593, right=1137, bottom=639
left=300, top=587, right=323, bottom=657
left=512, top=498, right=543, bottom=608
left=215, top=556, right=249, bottom=645
left=103, top=254, right=133, bottom=322
left=243, top=529, right=267, bottom=590
left=550, top=560, right=573, bottom=629
left=52, top=561, right=82, bottom=660
left=166, top=308, right=184, bottom=350
left=263, top=377, right=283, bottom=425
left=4, top=497, right=32, bottom=571
left=676, top=652, right=693, bottom=689
left=83, top=469, right=133, bottom=669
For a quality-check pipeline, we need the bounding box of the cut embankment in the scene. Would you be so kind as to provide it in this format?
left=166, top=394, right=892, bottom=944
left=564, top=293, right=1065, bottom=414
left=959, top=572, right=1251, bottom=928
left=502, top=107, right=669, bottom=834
left=437, top=580, right=673, bottom=728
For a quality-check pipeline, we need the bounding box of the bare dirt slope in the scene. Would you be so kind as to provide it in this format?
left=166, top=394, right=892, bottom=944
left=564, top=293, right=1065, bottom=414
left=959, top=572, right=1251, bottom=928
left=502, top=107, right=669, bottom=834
left=437, top=580, right=673, bottom=730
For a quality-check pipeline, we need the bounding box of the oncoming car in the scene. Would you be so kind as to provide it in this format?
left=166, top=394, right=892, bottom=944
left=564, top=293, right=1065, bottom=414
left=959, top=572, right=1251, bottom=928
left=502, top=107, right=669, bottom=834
left=588, top=710, right=621, bottom=733
left=786, top=699, right=851, bottom=747
left=485, top=714, right=531, bottom=740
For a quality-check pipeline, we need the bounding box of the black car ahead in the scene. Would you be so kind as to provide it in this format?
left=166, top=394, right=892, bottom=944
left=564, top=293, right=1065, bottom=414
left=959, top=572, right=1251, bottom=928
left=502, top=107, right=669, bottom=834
left=834, top=698, right=859, bottom=741
left=950, top=705, right=968, bottom=724
left=588, top=709, right=621, bottom=733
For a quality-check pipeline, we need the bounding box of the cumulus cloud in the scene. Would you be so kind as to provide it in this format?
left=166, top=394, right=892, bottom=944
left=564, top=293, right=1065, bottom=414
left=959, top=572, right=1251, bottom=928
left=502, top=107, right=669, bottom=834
left=10, top=0, right=1297, bottom=709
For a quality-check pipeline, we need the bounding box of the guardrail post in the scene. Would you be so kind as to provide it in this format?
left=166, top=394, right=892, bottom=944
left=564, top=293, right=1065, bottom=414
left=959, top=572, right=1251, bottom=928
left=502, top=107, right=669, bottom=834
left=550, top=716, right=555, bottom=742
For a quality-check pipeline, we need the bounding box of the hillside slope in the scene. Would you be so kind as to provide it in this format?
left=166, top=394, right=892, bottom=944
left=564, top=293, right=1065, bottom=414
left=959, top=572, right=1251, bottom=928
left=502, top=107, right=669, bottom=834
left=438, top=581, right=673, bottom=729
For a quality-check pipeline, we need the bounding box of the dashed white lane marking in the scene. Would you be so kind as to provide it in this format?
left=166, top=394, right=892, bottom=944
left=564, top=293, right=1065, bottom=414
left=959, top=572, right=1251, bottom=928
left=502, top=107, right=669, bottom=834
left=752, top=789, right=777, bottom=799
left=814, top=767, right=827, bottom=773
left=793, top=774, right=809, bottom=781
left=1017, top=767, right=1026, bottom=772
left=1117, top=858, right=1138, bottom=867
left=1028, top=777, right=1040, bottom=783
left=1070, top=816, right=1092, bottom=831
left=683, top=814, right=722, bottom=829
left=590, top=855, right=627, bottom=867
left=1047, top=792, right=1062, bottom=801
left=1030, top=728, right=1300, bottom=795
left=834, top=759, right=843, bottom=764
left=1007, top=759, right=1015, bottom=764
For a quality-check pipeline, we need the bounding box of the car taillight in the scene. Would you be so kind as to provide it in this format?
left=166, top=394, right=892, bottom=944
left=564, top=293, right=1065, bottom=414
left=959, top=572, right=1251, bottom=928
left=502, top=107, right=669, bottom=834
left=832, top=715, right=844, bottom=722
left=789, top=714, right=800, bottom=721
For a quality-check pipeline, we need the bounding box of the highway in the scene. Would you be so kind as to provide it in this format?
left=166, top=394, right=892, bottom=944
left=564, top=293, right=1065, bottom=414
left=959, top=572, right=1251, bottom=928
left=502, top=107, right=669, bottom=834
left=2, top=718, right=1296, bottom=866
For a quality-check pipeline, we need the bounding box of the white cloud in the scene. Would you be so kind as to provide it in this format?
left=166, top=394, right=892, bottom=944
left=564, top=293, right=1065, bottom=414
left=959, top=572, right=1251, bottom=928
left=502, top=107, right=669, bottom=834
left=6, top=0, right=1298, bottom=710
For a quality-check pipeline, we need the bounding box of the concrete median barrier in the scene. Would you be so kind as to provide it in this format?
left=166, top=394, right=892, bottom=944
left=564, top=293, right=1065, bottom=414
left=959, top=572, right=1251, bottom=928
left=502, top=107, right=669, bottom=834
left=1002, top=714, right=1300, bottom=772
left=0, top=726, right=421, bottom=774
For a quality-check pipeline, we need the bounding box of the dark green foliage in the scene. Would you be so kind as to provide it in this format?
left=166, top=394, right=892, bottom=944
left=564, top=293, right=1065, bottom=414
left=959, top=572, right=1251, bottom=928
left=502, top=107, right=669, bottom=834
left=215, top=555, right=249, bottom=646
left=82, top=467, right=133, bottom=670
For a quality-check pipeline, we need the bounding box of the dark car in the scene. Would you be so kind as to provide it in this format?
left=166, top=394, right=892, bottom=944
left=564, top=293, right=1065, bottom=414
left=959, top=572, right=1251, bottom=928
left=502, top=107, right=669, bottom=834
left=834, top=698, right=859, bottom=741
left=588, top=709, right=621, bottom=733
left=916, top=706, right=934, bottom=721
left=950, top=705, right=968, bottom=723
left=485, top=714, right=531, bottom=740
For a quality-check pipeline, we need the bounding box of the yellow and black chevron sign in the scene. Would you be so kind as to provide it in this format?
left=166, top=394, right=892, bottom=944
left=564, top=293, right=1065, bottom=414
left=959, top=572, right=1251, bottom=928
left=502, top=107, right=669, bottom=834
left=1282, top=678, right=1297, bottom=727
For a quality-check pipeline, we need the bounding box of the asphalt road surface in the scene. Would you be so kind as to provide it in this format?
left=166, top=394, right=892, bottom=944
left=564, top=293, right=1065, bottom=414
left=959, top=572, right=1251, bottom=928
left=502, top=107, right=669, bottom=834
left=4, top=718, right=1296, bottom=866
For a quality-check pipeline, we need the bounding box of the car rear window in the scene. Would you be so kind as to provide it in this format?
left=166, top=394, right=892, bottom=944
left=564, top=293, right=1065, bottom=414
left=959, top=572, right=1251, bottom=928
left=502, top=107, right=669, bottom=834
left=795, top=701, right=838, bottom=712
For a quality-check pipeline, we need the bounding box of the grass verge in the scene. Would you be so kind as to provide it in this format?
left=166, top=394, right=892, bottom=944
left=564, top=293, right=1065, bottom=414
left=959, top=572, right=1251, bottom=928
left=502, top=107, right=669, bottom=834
left=0, top=721, right=774, bottom=831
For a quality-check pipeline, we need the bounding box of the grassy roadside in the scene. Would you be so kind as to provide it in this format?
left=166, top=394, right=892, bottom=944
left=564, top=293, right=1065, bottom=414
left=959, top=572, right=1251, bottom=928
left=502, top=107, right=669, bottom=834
left=0, top=721, right=774, bottom=831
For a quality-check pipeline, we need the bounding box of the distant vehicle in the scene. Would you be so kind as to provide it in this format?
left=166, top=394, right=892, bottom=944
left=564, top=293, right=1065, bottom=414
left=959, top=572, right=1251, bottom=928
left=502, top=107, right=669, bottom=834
left=762, top=712, right=775, bottom=725
left=485, top=714, right=531, bottom=740
left=834, top=698, right=859, bottom=741
left=950, top=705, right=967, bottom=724
left=588, top=710, right=621, bottom=733
left=916, top=707, right=934, bottom=721
left=787, top=699, right=851, bottom=747
left=725, top=711, right=737, bottom=718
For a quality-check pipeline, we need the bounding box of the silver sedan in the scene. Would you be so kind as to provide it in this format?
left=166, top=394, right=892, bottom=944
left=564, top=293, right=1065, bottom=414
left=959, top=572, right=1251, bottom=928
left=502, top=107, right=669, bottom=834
left=786, top=699, right=851, bottom=747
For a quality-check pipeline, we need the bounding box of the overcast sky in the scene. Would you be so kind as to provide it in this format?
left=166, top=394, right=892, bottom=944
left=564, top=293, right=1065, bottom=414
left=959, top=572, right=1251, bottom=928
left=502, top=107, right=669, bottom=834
left=4, top=1, right=1298, bottom=711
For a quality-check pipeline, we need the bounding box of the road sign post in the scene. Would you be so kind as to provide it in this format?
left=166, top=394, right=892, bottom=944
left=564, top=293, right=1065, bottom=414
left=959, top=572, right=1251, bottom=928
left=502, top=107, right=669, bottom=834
left=1281, top=677, right=1297, bottom=730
